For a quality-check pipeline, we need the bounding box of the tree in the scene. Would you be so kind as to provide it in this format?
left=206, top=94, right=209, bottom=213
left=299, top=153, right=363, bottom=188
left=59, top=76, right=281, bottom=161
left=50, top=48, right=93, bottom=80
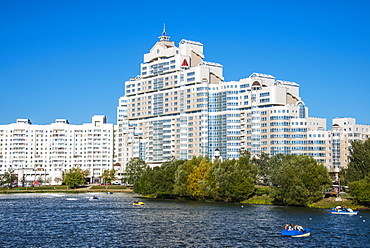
left=346, top=139, right=370, bottom=183
left=156, top=159, right=184, bottom=196
left=209, top=154, right=256, bottom=202
left=251, top=153, right=271, bottom=185
left=20, top=173, right=27, bottom=187
left=101, top=169, right=116, bottom=189
left=173, top=156, right=203, bottom=197
left=135, top=159, right=185, bottom=197
left=348, top=174, right=370, bottom=206
left=227, top=154, right=257, bottom=201
left=63, top=168, right=89, bottom=190
left=187, top=158, right=212, bottom=200
left=0, top=169, right=17, bottom=189
left=135, top=167, right=155, bottom=194
left=125, top=158, right=149, bottom=186
left=208, top=159, right=230, bottom=201
left=54, top=177, right=63, bottom=185
left=270, top=154, right=331, bottom=206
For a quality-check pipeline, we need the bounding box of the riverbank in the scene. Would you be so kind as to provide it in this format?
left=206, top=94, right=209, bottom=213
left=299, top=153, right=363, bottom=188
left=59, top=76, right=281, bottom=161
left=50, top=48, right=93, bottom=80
left=2, top=185, right=368, bottom=210
left=0, top=185, right=133, bottom=194
left=241, top=194, right=369, bottom=210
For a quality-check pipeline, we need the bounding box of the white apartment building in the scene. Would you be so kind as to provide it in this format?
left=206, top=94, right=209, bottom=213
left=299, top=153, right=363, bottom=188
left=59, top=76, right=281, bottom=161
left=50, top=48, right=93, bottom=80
left=116, top=29, right=224, bottom=168
left=115, top=29, right=370, bottom=176
left=330, top=118, right=370, bottom=172
left=0, top=115, right=114, bottom=185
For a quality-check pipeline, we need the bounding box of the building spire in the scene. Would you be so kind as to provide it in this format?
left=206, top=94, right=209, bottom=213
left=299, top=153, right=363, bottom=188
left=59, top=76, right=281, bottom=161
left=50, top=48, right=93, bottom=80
left=162, top=23, right=167, bottom=36
left=159, top=23, right=170, bottom=41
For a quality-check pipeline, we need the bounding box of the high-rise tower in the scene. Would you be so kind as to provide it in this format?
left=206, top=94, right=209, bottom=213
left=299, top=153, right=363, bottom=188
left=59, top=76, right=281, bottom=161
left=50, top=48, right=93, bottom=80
left=116, top=30, right=223, bottom=167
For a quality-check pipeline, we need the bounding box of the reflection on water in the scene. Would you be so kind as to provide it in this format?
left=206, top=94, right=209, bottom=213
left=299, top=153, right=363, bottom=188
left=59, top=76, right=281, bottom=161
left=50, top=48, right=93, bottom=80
left=0, top=193, right=369, bottom=247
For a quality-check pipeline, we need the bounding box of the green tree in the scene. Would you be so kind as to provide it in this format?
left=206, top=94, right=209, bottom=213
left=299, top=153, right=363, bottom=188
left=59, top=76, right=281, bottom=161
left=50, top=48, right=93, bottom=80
left=209, top=154, right=256, bottom=202
left=134, top=166, right=155, bottom=194
left=0, top=169, right=17, bottom=189
left=270, top=154, right=331, bottom=206
left=209, top=159, right=233, bottom=201
left=63, top=167, right=89, bottom=190
left=229, top=154, right=257, bottom=201
left=135, top=158, right=185, bottom=196
left=346, top=139, right=370, bottom=183
left=173, top=156, right=203, bottom=197
left=251, top=152, right=271, bottom=185
left=125, top=158, right=149, bottom=185
left=225, top=155, right=256, bottom=202
left=348, top=174, right=370, bottom=206
left=101, top=169, right=116, bottom=189
left=157, top=159, right=184, bottom=196
left=267, top=153, right=286, bottom=174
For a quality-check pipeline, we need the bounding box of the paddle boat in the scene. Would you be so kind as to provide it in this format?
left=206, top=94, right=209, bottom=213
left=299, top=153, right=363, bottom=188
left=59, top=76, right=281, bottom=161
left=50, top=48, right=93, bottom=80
left=281, top=228, right=311, bottom=237
left=88, top=195, right=99, bottom=201
left=331, top=206, right=358, bottom=215
left=106, top=192, right=113, bottom=194
left=132, top=201, right=145, bottom=205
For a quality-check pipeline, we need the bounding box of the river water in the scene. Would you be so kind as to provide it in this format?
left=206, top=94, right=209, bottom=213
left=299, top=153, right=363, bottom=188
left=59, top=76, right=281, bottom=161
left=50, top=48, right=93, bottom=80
left=0, top=193, right=368, bottom=247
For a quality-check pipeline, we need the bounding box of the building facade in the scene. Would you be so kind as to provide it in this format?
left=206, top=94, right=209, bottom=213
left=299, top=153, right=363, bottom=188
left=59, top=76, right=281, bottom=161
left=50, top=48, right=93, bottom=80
left=115, top=30, right=370, bottom=175
left=0, top=115, right=114, bottom=185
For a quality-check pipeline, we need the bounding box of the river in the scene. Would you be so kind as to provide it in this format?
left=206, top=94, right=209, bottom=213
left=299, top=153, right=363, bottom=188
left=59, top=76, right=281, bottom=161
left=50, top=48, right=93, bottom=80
left=0, top=193, right=368, bottom=247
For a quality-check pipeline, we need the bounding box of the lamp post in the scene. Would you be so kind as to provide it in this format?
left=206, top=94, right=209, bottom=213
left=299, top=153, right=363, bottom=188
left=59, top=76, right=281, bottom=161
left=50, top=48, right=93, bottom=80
left=44, top=166, right=47, bottom=186
left=21, top=161, right=25, bottom=187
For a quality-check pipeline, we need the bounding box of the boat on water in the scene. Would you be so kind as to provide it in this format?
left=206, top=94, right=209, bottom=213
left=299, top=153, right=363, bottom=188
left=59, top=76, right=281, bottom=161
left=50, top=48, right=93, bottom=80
left=88, top=196, right=99, bottom=201
left=281, top=229, right=311, bottom=237
left=331, top=206, right=358, bottom=215
left=66, top=198, right=78, bottom=201
left=106, top=192, right=113, bottom=194
left=132, top=201, right=145, bottom=205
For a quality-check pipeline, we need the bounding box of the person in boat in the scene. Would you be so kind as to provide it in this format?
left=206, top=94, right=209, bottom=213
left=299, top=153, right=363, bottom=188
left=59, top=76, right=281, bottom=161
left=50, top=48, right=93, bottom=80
left=93, top=195, right=98, bottom=199
left=334, top=206, right=342, bottom=212
left=284, top=224, right=293, bottom=230
left=294, top=224, right=306, bottom=232
left=343, top=206, right=354, bottom=212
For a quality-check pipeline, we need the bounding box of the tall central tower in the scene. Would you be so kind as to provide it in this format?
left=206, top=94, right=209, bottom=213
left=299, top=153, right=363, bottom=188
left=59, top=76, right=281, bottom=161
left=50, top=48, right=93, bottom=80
left=116, top=30, right=224, bottom=167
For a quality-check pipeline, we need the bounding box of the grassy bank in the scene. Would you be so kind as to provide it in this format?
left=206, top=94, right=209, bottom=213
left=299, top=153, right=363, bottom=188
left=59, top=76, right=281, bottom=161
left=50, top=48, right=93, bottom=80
left=239, top=185, right=367, bottom=209
left=241, top=194, right=362, bottom=209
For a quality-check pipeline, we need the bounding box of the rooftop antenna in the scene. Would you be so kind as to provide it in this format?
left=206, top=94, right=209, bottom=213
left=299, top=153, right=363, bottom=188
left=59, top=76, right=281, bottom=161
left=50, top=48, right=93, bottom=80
left=159, top=23, right=170, bottom=41
left=162, top=23, right=166, bottom=36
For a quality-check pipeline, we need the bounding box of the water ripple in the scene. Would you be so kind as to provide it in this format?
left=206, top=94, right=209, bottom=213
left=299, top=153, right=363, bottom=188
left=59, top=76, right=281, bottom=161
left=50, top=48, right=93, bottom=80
left=0, top=193, right=369, bottom=247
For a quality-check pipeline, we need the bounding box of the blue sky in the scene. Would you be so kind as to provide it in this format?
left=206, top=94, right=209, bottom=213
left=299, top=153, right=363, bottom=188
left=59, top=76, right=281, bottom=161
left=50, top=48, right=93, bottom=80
left=1, top=0, right=369, bottom=127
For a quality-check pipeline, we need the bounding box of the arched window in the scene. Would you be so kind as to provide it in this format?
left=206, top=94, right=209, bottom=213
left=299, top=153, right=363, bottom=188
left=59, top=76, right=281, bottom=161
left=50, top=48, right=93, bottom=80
left=297, top=102, right=306, bottom=118
left=251, top=81, right=261, bottom=90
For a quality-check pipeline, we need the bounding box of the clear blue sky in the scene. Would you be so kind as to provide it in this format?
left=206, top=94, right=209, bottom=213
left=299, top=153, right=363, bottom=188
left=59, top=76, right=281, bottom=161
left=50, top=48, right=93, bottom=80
left=1, top=0, right=369, bottom=127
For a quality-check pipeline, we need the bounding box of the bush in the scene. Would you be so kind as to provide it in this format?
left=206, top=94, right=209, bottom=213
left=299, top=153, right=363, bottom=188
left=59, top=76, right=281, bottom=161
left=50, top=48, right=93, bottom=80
left=254, top=187, right=270, bottom=196
left=349, top=175, right=370, bottom=206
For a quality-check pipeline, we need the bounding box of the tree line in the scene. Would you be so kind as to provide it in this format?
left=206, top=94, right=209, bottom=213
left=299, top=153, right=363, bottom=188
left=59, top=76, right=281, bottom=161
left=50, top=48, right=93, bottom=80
left=343, top=139, right=370, bottom=206
left=126, top=152, right=332, bottom=206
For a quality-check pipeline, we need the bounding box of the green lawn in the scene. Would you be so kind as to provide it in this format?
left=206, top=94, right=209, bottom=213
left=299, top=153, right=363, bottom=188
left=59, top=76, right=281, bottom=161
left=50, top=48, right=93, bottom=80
left=90, top=185, right=128, bottom=190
